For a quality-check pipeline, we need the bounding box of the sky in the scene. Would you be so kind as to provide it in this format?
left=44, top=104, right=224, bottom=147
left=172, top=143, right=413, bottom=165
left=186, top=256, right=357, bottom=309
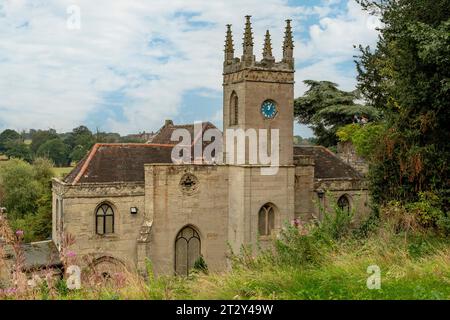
left=0, top=0, right=381, bottom=137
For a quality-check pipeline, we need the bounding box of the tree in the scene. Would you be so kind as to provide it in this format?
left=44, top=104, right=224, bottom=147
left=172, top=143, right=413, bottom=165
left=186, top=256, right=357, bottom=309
left=70, top=145, right=88, bottom=162
left=64, top=126, right=95, bottom=163
left=0, top=159, right=40, bottom=219
left=356, top=0, right=450, bottom=207
left=294, top=80, right=379, bottom=147
left=36, top=138, right=70, bottom=167
left=0, top=158, right=54, bottom=241
left=0, top=129, right=21, bottom=153
left=30, top=129, right=58, bottom=154
left=4, top=141, right=33, bottom=162
left=33, top=157, right=55, bottom=186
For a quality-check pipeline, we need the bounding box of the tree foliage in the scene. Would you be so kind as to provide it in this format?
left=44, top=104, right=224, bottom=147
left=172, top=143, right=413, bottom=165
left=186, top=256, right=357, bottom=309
left=0, top=158, right=54, bottom=241
left=4, top=141, right=33, bottom=162
left=355, top=0, right=450, bottom=208
left=30, top=129, right=58, bottom=154
left=294, top=80, right=379, bottom=147
left=0, top=129, right=21, bottom=153
left=0, top=159, right=41, bottom=219
left=36, top=138, right=70, bottom=167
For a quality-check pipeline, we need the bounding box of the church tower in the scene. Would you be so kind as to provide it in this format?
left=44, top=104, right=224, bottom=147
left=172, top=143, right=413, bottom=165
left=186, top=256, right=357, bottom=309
left=224, top=16, right=296, bottom=255
left=223, top=16, right=295, bottom=166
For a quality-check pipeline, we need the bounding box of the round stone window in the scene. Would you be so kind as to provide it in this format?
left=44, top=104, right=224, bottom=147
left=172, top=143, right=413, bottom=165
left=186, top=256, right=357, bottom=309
left=179, top=173, right=199, bottom=195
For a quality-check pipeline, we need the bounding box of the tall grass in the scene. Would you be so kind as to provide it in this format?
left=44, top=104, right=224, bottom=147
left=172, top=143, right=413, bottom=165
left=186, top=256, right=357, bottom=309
left=1, top=202, right=450, bottom=300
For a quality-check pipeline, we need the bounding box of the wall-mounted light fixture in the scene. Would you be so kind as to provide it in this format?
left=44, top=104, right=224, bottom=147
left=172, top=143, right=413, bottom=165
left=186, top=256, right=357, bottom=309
left=130, top=207, right=138, bottom=215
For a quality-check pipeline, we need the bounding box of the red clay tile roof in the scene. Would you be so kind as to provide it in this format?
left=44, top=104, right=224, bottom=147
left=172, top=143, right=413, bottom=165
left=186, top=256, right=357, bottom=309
left=294, top=145, right=363, bottom=180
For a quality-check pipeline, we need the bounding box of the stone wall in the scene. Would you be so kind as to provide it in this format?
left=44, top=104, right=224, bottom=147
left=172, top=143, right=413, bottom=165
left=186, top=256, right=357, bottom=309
left=294, top=156, right=316, bottom=222
left=228, top=165, right=295, bottom=253
left=337, top=141, right=368, bottom=176
left=144, top=164, right=230, bottom=275
left=52, top=179, right=145, bottom=270
left=314, top=179, right=371, bottom=224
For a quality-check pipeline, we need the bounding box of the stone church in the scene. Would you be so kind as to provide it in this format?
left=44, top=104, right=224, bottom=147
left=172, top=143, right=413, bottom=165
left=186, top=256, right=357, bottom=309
left=51, top=17, right=369, bottom=276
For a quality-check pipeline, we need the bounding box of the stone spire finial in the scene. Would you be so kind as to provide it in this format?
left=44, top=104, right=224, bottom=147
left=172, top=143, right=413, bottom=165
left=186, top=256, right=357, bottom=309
left=262, top=30, right=274, bottom=62
left=224, top=24, right=234, bottom=64
left=242, top=15, right=254, bottom=65
left=283, top=19, right=294, bottom=68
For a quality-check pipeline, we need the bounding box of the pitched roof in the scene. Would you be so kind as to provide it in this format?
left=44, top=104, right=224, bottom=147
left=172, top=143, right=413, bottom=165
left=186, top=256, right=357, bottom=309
left=64, top=121, right=219, bottom=185
left=64, top=143, right=174, bottom=184
left=62, top=122, right=362, bottom=185
left=294, top=145, right=363, bottom=180
left=2, top=240, right=62, bottom=271
left=149, top=120, right=218, bottom=146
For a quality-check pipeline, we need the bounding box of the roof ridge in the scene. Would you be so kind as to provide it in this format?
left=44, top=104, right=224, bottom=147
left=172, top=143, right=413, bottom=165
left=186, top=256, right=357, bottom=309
left=96, top=143, right=174, bottom=148
left=72, top=143, right=101, bottom=185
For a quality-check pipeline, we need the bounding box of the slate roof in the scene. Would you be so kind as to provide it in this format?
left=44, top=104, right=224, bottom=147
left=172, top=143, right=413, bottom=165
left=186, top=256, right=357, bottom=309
left=64, top=143, right=174, bottom=184
left=294, top=145, right=363, bottom=180
left=22, top=240, right=62, bottom=271
left=62, top=122, right=362, bottom=185
left=64, top=121, right=219, bottom=185
left=2, top=240, right=62, bottom=271
left=149, top=121, right=218, bottom=146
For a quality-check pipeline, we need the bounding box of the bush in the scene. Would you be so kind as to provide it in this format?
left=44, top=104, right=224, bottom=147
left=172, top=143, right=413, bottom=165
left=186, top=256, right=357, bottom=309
left=437, top=214, right=450, bottom=236
left=405, top=192, right=444, bottom=228
left=274, top=224, right=321, bottom=267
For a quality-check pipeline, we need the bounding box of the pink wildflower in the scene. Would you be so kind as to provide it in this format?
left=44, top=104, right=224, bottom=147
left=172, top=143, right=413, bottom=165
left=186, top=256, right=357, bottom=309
left=66, top=250, right=76, bottom=258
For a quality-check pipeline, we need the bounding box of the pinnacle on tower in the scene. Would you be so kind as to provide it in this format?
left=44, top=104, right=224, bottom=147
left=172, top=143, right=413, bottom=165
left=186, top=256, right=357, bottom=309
left=283, top=19, right=294, bottom=49
left=224, top=24, right=234, bottom=64
left=242, top=15, right=254, bottom=65
left=282, top=19, right=294, bottom=68
left=262, top=30, right=274, bottom=62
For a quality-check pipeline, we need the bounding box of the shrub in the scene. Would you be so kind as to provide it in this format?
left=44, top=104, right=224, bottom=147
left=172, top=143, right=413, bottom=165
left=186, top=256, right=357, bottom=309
left=274, top=224, right=321, bottom=267
left=192, top=255, right=208, bottom=274
left=405, top=192, right=444, bottom=228
left=437, top=214, right=450, bottom=236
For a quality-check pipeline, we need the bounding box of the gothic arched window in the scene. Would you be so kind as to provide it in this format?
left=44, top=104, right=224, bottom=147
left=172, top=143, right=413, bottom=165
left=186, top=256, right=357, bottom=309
left=258, top=203, right=275, bottom=236
left=96, top=203, right=114, bottom=235
left=337, top=195, right=351, bottom=213
left=175, top=226, right=201, bottom=276
left=230, top=92, right=238, bottom=125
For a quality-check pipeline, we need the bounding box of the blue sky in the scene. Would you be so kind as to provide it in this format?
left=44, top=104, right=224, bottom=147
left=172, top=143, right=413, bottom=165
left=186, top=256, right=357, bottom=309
left=0, top=0, right=380, bottom=137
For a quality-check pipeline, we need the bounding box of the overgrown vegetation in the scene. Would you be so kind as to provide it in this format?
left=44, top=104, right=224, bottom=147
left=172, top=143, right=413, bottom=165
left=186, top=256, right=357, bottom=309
left=355, top=0, right=450, bottom=208
left=0, top=158, right=54, bottom=242
left=1, top=202, right=449, bottom=300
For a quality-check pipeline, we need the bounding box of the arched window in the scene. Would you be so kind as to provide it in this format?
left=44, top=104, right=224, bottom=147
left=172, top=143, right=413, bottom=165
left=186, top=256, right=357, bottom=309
left=337, top=195, right=351, bottom=213
left=230, top=92, right=238, bottom=125
left=96, top=203, right=114, bottom=235
left=175, top=226, right=201, bottom=276
left=258, top=203, right=275, bottom=236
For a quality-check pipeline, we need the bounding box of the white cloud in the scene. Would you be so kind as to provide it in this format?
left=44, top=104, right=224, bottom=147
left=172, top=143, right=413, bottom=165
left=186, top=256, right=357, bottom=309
left=294, top=1, right=380, bottom=93
left=0, top=0, right=379, bottom=134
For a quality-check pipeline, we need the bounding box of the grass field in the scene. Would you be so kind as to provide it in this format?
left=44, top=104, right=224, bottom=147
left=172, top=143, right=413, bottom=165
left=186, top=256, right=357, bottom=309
left=52, top=166, right=73, bottom=178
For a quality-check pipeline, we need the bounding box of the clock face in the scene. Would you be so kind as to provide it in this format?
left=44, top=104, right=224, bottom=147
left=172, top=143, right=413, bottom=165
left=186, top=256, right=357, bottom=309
left=260, top=100, right=277, bottom=119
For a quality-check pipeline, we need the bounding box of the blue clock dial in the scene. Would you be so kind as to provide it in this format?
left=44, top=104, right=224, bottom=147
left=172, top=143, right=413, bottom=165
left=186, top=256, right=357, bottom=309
left=260, top=100, right=277, bottom=119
